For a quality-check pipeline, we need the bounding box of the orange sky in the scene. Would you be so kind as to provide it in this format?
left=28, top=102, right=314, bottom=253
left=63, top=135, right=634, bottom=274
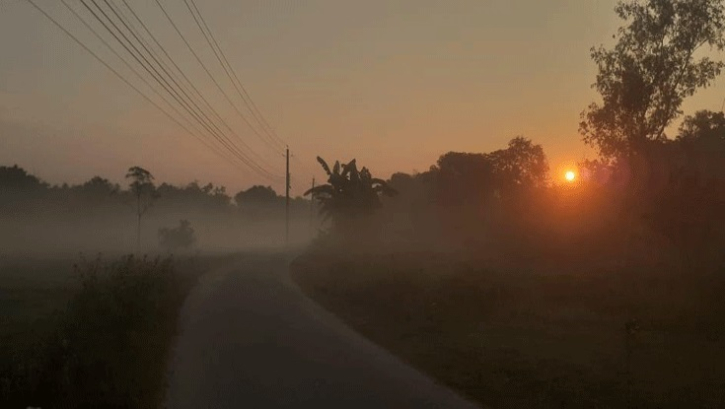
left=2, top=0, right=725, bottom=195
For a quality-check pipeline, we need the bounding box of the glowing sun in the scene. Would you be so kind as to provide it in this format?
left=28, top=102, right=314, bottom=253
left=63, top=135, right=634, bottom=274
left=565, top=170, right=576, bottom=182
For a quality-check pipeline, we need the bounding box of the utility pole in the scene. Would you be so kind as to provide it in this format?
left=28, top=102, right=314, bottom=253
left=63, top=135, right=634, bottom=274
left=286, top=146, right=290, bottom=247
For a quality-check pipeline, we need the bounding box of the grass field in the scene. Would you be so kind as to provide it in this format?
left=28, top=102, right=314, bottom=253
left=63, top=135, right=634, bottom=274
left=0, top=253, right=216, bottom=408
left=291, top=252, right=725, bottom=409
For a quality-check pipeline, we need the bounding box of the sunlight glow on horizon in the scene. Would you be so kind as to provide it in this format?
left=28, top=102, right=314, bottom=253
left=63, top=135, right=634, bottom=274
left=565, top=170, right=576, bottom=182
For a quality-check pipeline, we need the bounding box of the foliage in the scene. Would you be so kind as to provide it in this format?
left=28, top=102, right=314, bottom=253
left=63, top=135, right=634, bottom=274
left=79, top=176, right=119, bottom=196
left=125, top=166, right=157, bottom=216
left=305, top=157, right=396, bottom=239
left=434, top=152, right=494, bottom=207
left=637, top=110, right=725, bottom=263
left=580, top=0, right=725, bottom=159
left=234, top=185, right=281, bottom=207
left=0, top=255, right=201, bottom=408
left=0, top=164, right=46, bottom=191
left=488, top=136, right=549, bottom=191
left=377, top=137, right=550, bottom=249
left=159, top=219, right=197, bottom=252
left=126, top=166, right=158, bottom=250
left=0, top=163, right=309, bottom=219
left=0, top=165, right=50, bottom=213
left=431, top=137, right=548, bottom=206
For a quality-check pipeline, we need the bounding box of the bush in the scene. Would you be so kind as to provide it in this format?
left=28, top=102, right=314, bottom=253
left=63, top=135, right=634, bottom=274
left=159, top=219, right=196, bottom=252
left=0, top=255, right=199, bottom=408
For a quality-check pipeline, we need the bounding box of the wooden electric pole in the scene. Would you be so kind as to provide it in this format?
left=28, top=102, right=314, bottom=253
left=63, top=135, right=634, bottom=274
left=285, top=146, right=290, bottom=247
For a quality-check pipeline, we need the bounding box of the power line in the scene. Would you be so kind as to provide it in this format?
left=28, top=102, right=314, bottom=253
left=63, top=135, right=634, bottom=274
left=24, top=0, right=287, bottom=185
left=100, top=0, right=280, bottom=180
left=152, top=0, right=282, bottom=158
left=187, top=0, right=284, bottom=149
left=81, top=0, right=221, bottom=145
left=82, top=0, right=282, bottom=181
left=24, top=0, right=241, bottom=171
left=184, top=0, right=286, bottom=151
left=115, top=0, right=275, bottom=172
left=58, top=0, right=250, bottom=170
left=59, top=0, right=181, bottom=126
left=85, top=0, right=227, bottom=154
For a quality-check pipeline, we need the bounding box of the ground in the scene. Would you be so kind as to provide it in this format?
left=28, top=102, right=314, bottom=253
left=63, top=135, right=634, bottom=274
left=290, top=251, right=725, bottom=409
left=165, top=253, right=481, bottom=409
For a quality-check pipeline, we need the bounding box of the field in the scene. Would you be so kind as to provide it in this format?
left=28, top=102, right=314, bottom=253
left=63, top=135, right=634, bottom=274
left=291, top=252, right=725, bottom=409
left=0, top=253, right=217, bottom=408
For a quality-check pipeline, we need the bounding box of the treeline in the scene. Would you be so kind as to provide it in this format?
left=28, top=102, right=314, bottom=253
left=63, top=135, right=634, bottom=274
left=309, top=111, right=725, bottom=273
left=309, top=0, right=725, bottom=275
left=396, top=112, right=721, bottom=265
left=0, top=165, right=314, bottom=254
left=0, top=164, right=309, bottom=217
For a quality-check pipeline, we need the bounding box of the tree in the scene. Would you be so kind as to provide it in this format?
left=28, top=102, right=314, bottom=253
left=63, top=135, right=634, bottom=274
left=305, top=157, right=396, bottom=239
left=77, top=176, right=119, bottom=198
left=158, top=220, right=196, bottom=252
left=125, top=166, right=156, bottom=251
left=0, top=165, right=47, bottom=212
left=678, top=109, right=725, bottom=142
left=580, top=0, right=725, bottom=159
left=431, top=137, right=548, bottom=208
left=676, top=110, right=725, bottom=180
left=234, top=185, right=280, bottom=207
left=434, top=152, right=494, bottom=207
left=0, top=165, right=46, bottom=191
left=488, top=136, right=549, bottom=191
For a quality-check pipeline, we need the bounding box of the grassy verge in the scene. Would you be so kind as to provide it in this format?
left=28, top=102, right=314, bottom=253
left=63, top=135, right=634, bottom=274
left=0, top=254, right=210, bottom=408
left=291, top=252, right=725, bottom=409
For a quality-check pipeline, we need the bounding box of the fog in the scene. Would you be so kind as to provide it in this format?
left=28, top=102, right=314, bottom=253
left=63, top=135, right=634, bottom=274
left=0, top=165, right=316, bottom=258
left=1, top=214, right=313, bottom=257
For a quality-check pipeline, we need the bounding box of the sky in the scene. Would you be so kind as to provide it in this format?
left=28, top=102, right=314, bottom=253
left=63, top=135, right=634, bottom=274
left=2, top=0, right=725, bottom=196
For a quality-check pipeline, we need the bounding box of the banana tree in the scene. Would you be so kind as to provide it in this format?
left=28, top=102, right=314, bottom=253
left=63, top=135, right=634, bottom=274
left=305, top=157, right=396, bottom=238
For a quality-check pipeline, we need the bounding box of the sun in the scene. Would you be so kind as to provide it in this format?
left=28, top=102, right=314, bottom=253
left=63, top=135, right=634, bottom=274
left=565, top=170, right=576, bottom=182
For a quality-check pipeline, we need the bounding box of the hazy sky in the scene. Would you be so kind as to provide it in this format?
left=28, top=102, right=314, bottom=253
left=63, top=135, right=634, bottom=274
left=2, top=0, right=725, bottom=195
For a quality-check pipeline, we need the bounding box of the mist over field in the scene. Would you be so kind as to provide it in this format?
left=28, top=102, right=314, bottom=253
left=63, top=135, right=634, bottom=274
left=0, top=165, right=315, bottom=257
left=4, top=0, right=725, bottom=407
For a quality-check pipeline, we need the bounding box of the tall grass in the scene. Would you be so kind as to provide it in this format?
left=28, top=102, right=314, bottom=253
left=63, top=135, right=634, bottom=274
left=0, top=255, right=201, bottom=408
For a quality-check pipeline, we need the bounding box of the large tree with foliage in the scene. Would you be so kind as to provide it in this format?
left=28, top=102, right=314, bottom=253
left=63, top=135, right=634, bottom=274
left=234, top=185, right=280, bottom=207
left=0, top=165, right=45, bottom=191
left=488, top=136, right=549, bottom=191
left=641, top=110, right=725, bottom=263
left=305, top=157, right=396, bottom=239
left=580, top=0, right=725, bottom=159
left=434, top=152, right=494, bottom=208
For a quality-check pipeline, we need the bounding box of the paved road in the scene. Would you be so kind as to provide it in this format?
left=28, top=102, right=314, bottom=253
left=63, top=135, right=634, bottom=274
left=165, top=254, right=481, bottom=409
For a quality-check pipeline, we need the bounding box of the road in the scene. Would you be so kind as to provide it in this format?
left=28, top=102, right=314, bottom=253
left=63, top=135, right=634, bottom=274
left=165, top=254, right=481, bottom=409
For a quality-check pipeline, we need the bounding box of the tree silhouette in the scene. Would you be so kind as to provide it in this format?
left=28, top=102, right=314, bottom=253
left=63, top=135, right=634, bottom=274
left=0, top=165, right=45, bottom=191
left=125, top=166, right=156, bottom=251
left=488, top=136, right=549, bottom=192
left=234, top=185, right=280, bottom=207
left=580, top=0, right=725, bottom=159
left=76, top=176, right=119, bottom=201
left=305, top=157, right=396, bottom=239
left=434, top=152, right=494, bottom=207
left=0, top=165, right=48, bottom=212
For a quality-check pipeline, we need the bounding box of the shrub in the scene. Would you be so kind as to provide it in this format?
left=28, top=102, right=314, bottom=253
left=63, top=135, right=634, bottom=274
left=0, top=255, right=199, bottom=408
left=159, top=219, right=197, bottom=252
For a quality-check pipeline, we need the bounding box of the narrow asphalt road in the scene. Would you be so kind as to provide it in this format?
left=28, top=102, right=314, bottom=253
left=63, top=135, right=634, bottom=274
left=165, top=254, right=482, bottom=409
